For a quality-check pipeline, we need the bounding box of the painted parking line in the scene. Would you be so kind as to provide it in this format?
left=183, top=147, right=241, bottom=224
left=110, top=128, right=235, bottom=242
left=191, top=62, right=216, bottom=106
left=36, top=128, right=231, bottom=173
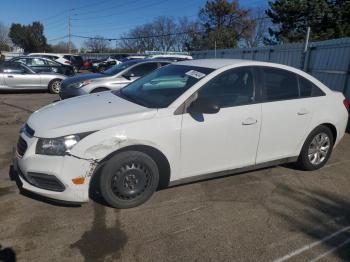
left=310, top=238, right=350, bottom=262
left=273, top=225, right=350, bottom=262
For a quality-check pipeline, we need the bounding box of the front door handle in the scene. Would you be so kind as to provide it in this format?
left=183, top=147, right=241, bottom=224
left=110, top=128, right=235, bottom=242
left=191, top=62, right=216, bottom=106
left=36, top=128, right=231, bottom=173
left=7, top=75, right=14, bottom=78
left=242, top=117, right=258, bottom=125
left=297, top=108, right=309, bottom=115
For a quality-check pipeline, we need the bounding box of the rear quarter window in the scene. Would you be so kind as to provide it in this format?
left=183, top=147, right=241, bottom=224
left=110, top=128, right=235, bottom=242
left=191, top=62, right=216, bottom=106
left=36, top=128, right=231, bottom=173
left=298, top=76, right=325, bottom=97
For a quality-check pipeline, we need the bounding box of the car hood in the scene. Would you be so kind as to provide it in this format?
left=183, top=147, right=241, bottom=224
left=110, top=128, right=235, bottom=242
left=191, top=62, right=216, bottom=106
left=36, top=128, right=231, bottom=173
left=61, top=73, right=109, bottom=86
left=27, top=91, right=156, bottom=138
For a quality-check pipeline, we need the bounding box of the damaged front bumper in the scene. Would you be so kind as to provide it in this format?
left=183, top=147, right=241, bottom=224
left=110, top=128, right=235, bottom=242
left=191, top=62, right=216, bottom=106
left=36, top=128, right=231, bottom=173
left=14, top=133, right=98, bottom=203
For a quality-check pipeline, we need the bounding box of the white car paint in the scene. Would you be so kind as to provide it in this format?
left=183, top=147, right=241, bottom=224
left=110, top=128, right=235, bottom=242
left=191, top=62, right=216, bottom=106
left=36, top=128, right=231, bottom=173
left=14, top=59, right=349, bottom=203
left=27, top=53, right=71, bottom=65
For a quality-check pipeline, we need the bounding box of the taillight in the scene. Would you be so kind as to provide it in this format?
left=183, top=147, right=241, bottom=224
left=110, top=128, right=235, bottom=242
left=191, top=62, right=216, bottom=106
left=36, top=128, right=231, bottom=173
left=344, top=99, right=349, bottom=112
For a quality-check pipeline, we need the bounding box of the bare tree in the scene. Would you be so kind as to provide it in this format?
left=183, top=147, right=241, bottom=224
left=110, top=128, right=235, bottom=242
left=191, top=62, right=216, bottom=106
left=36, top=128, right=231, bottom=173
left=176, top=17, right=201, bottom=51
left=83, top=36, right=111, bottom=52
left=0, top=22, right=11, bottom=51
left=51, top=41, right=76, bottom=53
left=241, top=7, right=271, bottom=47
left=118, top=16, right=196, bottom=52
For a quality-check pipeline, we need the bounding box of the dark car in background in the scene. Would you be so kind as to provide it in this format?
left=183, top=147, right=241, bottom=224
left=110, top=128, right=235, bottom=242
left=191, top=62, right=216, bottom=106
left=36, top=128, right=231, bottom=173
left=90, top=59, right=117, bottom=72
left=10, top=56, right=75, bottom=76
left=63, top=55, right=84, bottom=72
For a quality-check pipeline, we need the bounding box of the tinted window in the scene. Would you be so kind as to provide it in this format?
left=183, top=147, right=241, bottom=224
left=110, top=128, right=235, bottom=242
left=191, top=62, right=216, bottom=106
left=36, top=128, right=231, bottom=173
left=3, top=62, right=27, bottom=73
left=197, top=67, right=255, bottom=108
left=299, top=76, right=325, bottom=97
left=30, top=58, right=45, bottom=66
left=45, top=59, right=60, bottom=66
left=63, top=55, right=72, bottom=60
left=103, top=59, right=140, bottom=75
left=14, top=58, right=28, bottom=64
left=263, top=68, right=299, bottom=101
left=128, top=63, right=158, bottom=77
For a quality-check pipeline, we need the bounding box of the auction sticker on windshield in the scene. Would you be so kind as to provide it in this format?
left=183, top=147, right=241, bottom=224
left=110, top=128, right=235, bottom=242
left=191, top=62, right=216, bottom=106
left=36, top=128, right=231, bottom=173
left=185, top=70, right=206, bottom=79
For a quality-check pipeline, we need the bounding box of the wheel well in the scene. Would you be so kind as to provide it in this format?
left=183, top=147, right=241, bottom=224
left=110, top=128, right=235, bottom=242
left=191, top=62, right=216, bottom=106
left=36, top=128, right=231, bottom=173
left=96, top=145, right=171, bottom=190
left=91, top=87, right=110, bottom=93
left=48, top=78, right=62, bottom=86
left=322, top=123, right=337, bottom=142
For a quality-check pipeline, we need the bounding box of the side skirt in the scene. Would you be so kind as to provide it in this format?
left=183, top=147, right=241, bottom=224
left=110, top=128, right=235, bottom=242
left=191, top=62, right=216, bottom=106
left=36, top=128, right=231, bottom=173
left=168, top=156, right=299, bottom=187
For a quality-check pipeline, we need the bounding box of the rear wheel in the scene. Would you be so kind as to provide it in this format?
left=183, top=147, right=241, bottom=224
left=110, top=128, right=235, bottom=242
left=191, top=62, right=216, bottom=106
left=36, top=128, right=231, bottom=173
left=48, top=79, right=62, bottom=94
left=99, top=151, right=159, bottom=208
left=98, top=66, right=106, bottom=72
left=297, top=125, right=334, bottom=170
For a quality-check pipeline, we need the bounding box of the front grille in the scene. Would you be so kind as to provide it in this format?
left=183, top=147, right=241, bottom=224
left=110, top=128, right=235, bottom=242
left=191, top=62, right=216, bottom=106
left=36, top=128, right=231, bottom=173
left=27, top=173, right=65, bottom=192
left=18, top=167, right=65, bottom=192
left=17, top=136, right=28, bottom=157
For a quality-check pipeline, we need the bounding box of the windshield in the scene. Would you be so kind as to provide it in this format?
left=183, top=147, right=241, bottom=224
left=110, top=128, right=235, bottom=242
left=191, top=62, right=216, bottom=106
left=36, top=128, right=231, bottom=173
left=114, top=64, right=214, bottom=108
left=103, top=60, right=141, bottom=75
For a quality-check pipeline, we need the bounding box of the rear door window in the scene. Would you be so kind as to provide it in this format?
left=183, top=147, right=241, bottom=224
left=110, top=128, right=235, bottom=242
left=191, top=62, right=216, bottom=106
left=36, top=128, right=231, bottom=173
left=262, top=68, right=299, bottom=101
left=128, top=63, right=158, bottom=77
left=31, top=58, right=45, bottom=66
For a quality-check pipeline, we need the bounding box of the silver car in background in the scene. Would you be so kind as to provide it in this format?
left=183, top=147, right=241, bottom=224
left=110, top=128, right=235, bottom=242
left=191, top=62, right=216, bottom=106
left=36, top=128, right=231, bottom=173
left=59, top=59, right=171, bottom=99
left=0, top=61, right=66, bottom=94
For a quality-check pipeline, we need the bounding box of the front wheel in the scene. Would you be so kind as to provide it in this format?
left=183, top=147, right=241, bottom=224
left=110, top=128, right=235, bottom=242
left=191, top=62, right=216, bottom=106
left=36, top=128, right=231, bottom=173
left=99, top=151, right=159, bottom=208
left=297, top=125, right=334, bottom=170
left=48, top=79, right=62, bottom=94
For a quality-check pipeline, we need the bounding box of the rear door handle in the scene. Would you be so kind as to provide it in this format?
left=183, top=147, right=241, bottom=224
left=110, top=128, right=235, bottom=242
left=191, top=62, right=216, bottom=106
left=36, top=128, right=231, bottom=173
left=7, top=75, right=14, bottom=78
left=297, top=108, right=309, bottom=115
left=242, top=117, right=258, bottom=125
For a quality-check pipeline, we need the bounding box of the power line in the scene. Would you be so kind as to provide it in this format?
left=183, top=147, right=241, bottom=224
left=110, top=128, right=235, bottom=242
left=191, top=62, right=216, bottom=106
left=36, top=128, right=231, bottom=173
left=72, top=0, right=172, bottom=21
left=74, top=0, right=144, bottom=17
left=72, top=30, right=205, bottom=41
left=48, top=35, right=68, bottom=42
left=39, top=0, right=113, bottom=22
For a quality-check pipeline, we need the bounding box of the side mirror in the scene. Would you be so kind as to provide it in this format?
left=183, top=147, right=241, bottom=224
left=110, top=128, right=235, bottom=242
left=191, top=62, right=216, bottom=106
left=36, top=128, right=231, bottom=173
left=122, top=72, right=135, bottom=80
left=188, top=98, right=220, bottom=114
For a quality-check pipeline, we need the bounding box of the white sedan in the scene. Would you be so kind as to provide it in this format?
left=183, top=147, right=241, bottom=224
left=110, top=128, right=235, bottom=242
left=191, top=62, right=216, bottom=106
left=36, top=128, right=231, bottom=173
left=14, top=59, right=349, bottom=208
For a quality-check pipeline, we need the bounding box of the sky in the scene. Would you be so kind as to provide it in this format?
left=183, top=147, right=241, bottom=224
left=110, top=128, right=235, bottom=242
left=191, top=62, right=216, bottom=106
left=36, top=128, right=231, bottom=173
left=0, top=0, right=267, bottom=48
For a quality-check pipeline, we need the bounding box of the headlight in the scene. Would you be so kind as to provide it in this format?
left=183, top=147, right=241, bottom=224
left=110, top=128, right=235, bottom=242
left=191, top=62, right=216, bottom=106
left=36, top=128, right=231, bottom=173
left=70, top=80, right=92, bottom=88
left=36, top=133, right=92, bottom=156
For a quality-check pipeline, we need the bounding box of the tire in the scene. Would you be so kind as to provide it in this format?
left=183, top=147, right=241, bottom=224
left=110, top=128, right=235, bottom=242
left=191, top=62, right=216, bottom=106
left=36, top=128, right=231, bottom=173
left=91, top=87, right=110, bottom=93
left=297, top=125, right=334, bottom=171
left=98, top=66, right=106, bottom=72
left=99, top=151, right=159, bottom=208
left=48, top=79, right=62, bottom=94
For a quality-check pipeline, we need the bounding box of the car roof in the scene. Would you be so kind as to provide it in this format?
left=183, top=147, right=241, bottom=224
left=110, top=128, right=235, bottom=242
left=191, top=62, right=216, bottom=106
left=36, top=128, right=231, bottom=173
left=121, top=58, right=172, bottom=64
left=12, top=56, right=49, bottom=59
left=175, top=59, right=252, bottom=69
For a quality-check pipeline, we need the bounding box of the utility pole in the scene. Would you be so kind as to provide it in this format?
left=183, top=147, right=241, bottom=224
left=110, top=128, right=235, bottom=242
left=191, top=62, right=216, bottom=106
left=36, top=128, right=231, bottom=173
left=214, top=40, right=217, bottom=58
left=68, top=14, right=71, bottom=53
left=303, top=26, right=311, bottom=53
left=301, top=26, right=311, bottom=71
